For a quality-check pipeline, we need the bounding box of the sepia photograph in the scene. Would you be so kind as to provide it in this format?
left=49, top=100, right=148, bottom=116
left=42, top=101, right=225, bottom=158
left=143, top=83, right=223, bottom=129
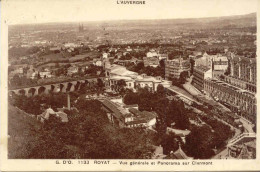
left=1, top=0, right=259, bottom=171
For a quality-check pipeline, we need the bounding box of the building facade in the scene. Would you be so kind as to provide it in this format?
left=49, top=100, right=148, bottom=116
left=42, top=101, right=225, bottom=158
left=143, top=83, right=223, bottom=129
left=105, top=64, right=171, bottom=92
left=194, top=53, right=228, bottom=78
left=143, top=57, right=160, bottom=67
left=212, top=55, right=228, bottom=78
left=146, top=50, right=158, bottom=57
left=192, top=66, right=212, bottom=91
left=165, top=57, right=190, bottom=79
left=204, top=78, right=256, bottom=123
left=101, top=99, right=157, bottom=128
left=225, top=56, right=256, bottom=93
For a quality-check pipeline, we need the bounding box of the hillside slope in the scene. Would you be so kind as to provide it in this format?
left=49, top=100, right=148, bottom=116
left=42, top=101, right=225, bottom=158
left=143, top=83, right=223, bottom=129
left=8, top=105, right=41, bottom=159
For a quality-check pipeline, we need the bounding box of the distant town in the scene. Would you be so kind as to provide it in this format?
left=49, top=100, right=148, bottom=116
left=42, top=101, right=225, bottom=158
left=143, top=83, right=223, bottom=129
left=8, top=13, right=256, bottom=159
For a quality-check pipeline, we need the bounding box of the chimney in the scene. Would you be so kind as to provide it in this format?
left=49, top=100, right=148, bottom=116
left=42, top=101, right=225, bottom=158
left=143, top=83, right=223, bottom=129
left=67, top=93, right=71, bottom=110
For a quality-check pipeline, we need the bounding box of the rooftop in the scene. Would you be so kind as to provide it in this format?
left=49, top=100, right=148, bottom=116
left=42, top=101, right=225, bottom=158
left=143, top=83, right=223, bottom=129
left=102, top=99, right=127, bottom=121
left=194, top=65, right=211, bottom=72
left=206, top=78, right=256, bottom=98
left=109, top=64, right=138, bottom=77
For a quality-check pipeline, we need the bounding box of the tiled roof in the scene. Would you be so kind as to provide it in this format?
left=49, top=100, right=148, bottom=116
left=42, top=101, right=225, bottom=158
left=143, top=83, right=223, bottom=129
left=213, top=55, right=228, bottom=61
left=173, top=147, right=192, bottom=159
left=125, top=119, right=147, bottom=125
left=129, top=108, right=141, bottom=116
left=135, top=76, right=161, bottom=83
left=128, top=108, right=157, bottom=125
left=109, top=65, right=138, bottom=76
left=194, top=65, right=211, bottom=72
left=123, top=104, right=138, bottom=108
left=102, top=99, right=125, bottom=121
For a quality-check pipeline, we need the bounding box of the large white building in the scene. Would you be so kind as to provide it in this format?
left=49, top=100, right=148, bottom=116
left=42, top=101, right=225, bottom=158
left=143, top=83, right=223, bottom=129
left=194, top=53, right=228, bottom=78
left=146, top=49, right=158, bottom=58
left=102, top=98, right=157, bottom=128
left=105, top=62, right=170, bottom=92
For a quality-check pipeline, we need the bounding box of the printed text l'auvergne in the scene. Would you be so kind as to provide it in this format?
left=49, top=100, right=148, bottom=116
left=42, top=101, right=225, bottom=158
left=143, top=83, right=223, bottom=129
left=117, top=1, right=146, bottom=5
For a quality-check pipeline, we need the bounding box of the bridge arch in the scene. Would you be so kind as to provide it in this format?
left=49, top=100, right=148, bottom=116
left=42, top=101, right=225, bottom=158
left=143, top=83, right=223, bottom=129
left=66, top=82, right=73, bottom=92
left=9, top=91, right=16, bottom=97
left=50, top=85, right=55, bottom=92
left=59, top=83, right=65, bottom=92
left=74, top=81, right=81, bottom=90
left=18, top=89, right=26, bottom=96
left=28, top=88, right=37, bottom=96
left=38, top=86, right=46, bottom=95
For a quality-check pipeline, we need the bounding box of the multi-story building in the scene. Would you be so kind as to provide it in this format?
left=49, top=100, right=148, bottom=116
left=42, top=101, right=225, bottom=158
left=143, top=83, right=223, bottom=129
left=224, top=56, right=256, bottom=93
left=194, top=53, right=228, bottom=78
left=143, top=57, right=160, bottom=67
left=146, top=49, right=158, bottom=58
left=204, top=78, right=256, bottom=123
left=105, top=64, right=170, bottom=92
left=101, top=98, right=157, bottom=128
left=158, top=53, right=168, bottom=60
left=165, top=57, right=190, bottom=79
left=192, top=66, right=212, bottom=91
left=194, top=52, right=212, bottom=68
left=135, top=74, right=170, bottom=92
left=212, top=55, right=228, bottom=78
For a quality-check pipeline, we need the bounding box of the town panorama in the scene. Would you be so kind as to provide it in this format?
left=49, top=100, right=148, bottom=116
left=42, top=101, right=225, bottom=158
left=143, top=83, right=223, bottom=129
left=8, top=13, right=256, bottom=159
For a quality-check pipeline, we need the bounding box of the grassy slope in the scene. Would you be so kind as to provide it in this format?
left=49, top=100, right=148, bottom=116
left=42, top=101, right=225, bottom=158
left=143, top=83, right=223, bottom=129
left=8, top=105, right=41, bottom=159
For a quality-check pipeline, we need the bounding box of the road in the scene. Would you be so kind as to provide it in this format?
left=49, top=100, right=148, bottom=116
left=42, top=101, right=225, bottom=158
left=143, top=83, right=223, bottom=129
left=166, top=86, right=199, bottom=104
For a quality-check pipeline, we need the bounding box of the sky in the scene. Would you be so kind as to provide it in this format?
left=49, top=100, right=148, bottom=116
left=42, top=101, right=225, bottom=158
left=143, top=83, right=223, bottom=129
left=2, top=0, right=258, bottom=25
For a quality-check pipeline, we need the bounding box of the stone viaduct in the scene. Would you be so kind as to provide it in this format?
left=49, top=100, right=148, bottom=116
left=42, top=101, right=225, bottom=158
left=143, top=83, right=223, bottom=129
left=9, top=77, right=105, bottom=97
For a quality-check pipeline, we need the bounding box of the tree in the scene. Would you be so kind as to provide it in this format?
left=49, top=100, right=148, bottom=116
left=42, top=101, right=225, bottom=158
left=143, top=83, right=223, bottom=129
left=156, top=84, right=165, bottom=97
left=11, top=74, right=22, bottom=87
left=185, top=125, right=215, bottom=159
left=224, top=60, right=231, bottom=76
left=165, top=100, right=190, bottom=130
left=123, top=91, right=139, bottom=105
left=116, top=79, right=126, bottom=94
left=9, top=97, right=156, bottom=159
left=96, top=78, right=105, bottom=95
left=97, top=78, right=104, bottom=88
left=159, top=59, right=165, bottom=68
left=171, top=77, right=180, bottom=87
left=160, top=133, right=182, bottom=155
left=135, top=62, right=144, bottom=72
left=190, top=58, right=195, bottom=74
left=179, top=71, right=189, bottom=84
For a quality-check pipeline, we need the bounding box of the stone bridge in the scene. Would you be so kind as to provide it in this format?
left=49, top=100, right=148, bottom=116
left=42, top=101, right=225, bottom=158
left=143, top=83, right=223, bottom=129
left=9, top=77, right=105, bottom=97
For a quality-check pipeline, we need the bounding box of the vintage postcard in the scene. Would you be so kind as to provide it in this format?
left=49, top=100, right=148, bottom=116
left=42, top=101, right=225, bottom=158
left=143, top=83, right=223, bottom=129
left=0, top=0, right=260, bottom=171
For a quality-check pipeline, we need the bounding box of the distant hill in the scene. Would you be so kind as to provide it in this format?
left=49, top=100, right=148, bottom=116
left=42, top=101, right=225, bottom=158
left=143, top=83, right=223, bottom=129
left=9, top=12, right=256, bottom=32
left=102, top=12, right=256, bottom=30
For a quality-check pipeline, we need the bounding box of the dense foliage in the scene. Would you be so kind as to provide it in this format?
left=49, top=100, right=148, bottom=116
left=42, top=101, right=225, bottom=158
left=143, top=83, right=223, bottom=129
left=123, top=87, right=234, bottom=159
left=28, top=99, right=154, bottom=159
left=9, top=83, right=234, bottom=159
left=9, top=93, right=67, bottom=115
left=123, top=87, right=190, bottom=130
left=127, top=61, right=165, bottom=78
left=9, top=96, right=156, bottom=159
